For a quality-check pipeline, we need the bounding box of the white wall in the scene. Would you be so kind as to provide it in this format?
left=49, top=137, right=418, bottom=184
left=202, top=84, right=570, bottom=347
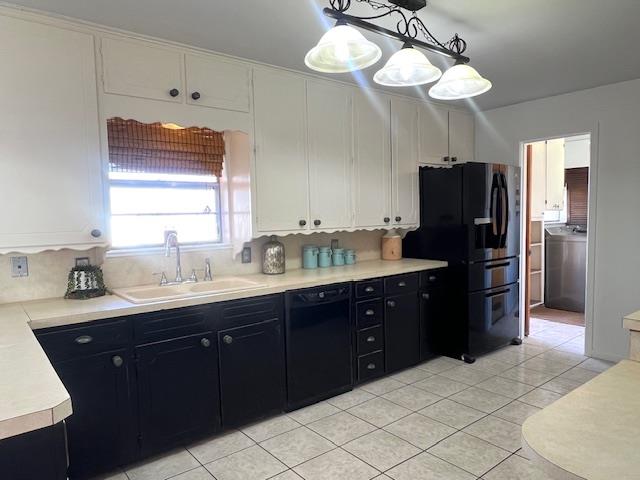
left=476, top=78, right=640, bottom=361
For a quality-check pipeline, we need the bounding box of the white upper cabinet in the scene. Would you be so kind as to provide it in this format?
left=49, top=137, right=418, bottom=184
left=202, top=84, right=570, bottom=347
left=306, top=80, right=353, bottom=230
left=185, top=54, right=251, bottom=112
left=546, top=138, right=565, bottom=211
left=101, top=37, right=184, bottom=103
left=391, top=97, right=420, bottom=227
left=353, top=92, right=392, bottom=229
left=418, top=103, right=449, bottom=165
left=449, top=109, right=475, bottom=163
left=253, top=68, right=309, bottom=233
left=0, top=16, right=105, bottom=253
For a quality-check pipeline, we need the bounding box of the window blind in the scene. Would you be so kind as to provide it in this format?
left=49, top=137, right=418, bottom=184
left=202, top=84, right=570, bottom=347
left=565, top=167, right=588, bottom=226
left=107, top=118, right=225, bottom=177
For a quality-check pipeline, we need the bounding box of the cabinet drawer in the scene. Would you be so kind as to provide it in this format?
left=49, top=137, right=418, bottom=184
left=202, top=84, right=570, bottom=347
left=356, top=299, right=383, bottom=329
left=36, top=319, right=131, bottom=363
left=134, top=306, right=211, bottom=345
left=357, top=325, right=383, bottom=355
left=355, top=279, right=383, bottom=299
left=420, top=268, right=447, bottom=288
left=357, top=351, right=384, bottom=382
left=219, top=294, right=282, bottom=329
left=384, top=273, right=419, bottom=295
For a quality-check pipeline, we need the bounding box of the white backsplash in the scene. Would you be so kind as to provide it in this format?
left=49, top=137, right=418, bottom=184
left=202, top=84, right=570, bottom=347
left=0, top=230, right=386, bottom=304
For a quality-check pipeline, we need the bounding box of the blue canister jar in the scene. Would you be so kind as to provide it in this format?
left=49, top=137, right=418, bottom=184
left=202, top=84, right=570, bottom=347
left=302, top=245, right=319, bottom=269
left=345, top=249, right=356, bottom=265
left=332, top=248, right=345, bottom=266
left=318, top=246, right=332, bottom=268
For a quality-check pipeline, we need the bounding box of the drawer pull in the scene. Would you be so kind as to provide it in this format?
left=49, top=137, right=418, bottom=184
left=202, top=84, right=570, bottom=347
left=201, top=337, right=212, bottom=348
left=366, top=336, right=376, bottom=343
left=74, top=335, right=93, bottom=345
left=422, top=293, right=431, bottom=300
left=365, top=309, right=375, bottom=316
left=364, top=286, right=375, bottom=293
left=428, top=275, right=437, bottom=282
left=387, top=300, right=396, bottom=308
left=366, top=363, right=376, bottom=370
left=222, top=335, right=233, bottom=345
left=397, top=281, right=406, bottom=287
left=111, top=355, right=123, bottom=368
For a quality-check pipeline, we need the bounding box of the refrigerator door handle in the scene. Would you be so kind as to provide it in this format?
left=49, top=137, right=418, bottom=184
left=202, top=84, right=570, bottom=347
left=500, top=174, right=509, bottom=246
left=490, top=177, right=499, bottom=237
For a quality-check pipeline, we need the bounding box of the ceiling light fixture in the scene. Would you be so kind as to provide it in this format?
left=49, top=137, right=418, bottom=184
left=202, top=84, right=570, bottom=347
left=306, top=0, right=491, bottom=100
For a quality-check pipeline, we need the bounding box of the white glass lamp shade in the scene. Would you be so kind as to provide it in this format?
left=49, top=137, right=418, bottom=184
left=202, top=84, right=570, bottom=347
left=429, top=63, right=492, bottom=100
left=373, top=46, right=442, bottom=87
left=305, top=24, right=382, bottom=73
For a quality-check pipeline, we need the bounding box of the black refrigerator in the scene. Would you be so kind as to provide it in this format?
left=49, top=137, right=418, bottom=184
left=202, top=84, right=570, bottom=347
left=404, top=162, right=521, bottom=363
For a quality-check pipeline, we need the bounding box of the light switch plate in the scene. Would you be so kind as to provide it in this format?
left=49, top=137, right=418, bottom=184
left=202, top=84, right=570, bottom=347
left=241, top=247, right=252, bottom=264
left=11, top=256, right=28, bottom=277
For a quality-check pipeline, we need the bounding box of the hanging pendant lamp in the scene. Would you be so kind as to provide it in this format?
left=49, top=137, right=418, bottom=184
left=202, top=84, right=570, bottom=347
left=428, top=63, right=492, bottom=100
left=373, top=43, right=442, bottom=87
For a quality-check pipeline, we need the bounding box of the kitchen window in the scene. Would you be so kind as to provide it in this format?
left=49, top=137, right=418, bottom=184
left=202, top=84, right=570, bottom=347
left=107, top=118, right=226, bottom=249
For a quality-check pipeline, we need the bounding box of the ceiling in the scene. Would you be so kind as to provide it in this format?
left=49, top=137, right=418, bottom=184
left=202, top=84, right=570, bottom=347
left=9, top=0, right=640, bottom=110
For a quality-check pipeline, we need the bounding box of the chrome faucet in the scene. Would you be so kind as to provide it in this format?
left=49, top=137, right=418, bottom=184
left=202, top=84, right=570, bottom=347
left=204, top=258, right=213, bottom=281
left=164, top=230, right=183, bottom=283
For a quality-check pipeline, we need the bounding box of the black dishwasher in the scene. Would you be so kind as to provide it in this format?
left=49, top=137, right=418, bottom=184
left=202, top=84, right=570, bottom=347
left=285, top=283, right=353, bottom=410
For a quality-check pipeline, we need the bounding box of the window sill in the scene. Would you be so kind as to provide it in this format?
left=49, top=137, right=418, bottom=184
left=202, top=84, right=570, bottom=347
left=105, top=242, right=232, bottom=258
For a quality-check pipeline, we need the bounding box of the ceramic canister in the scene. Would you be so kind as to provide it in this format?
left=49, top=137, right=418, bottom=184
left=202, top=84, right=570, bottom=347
left=332, top=248, right=345, bottom=266
left=318, top=246, right=332, bottom=268
left=345, top=249, right=356, bottom=265
left=302, top=245, right=319, bottom=269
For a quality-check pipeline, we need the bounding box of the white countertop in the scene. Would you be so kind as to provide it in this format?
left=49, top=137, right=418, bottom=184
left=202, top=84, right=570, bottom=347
left=0, top=259, right=446, bottom=440
left=522, top=360, right=640, bottom=480
left=622, top=309, right=640, bottom=331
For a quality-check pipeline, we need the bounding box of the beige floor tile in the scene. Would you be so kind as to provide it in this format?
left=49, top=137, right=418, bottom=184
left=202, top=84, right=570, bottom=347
left=483, top=453, right=554, bottom=479
left=463, top=415, right=522, bottom=452
left=413, top=375, right=469, bottom=397
left=492, top=401, right=541, bottom=426
left=450, top=387, right=512, bottom=413
left=373, top=475, right=393, bottom=479
left=381, top=385, right=442, bottom=411
left=518, top=357, right=572, bottom=376
left=482, top=347, right=529, bottom=365
left=578, top=357, right=614, bottom=373
left=187, top=430, right=254, bottom=464
left=169, top=467, right=215, bottom=480
left=384, top=413, right=456, bottom=449
left=126, top=448, right=200, bottom=480
left=386, top=451, right=476, bottom=480
left=418, top=399, right=486, bottom=429
left=557, top=366, right=600, bottom=384
left=307, top=411, right=377, bottom=445
left=498, top=366, right=556, bottom=387
left=389, top=367, right=433, bottom=384
left=359, top=377, right=405, bottom=396
left=287, top=401, right=341, bottom=425
left=536, top=350, right=587, bottom=366
left=326, top=388, right=376, bottom=410
left=439, top=365, right=495, bottom=385
left=347, top=397, right=412, bottom=427
left=343, top=429, right=421, bottom=472
left=416, top=356, right=461, bottom=374
left=428, top=432, right=510, bottom=477
left=204, top=445, right=287, bottom=480
left=475, top=376, right=534, bottom=399
left=518, top=388, right=563, bottom=409
left=468, top=357, right=514, bottom=375
left=293, top=448, right=379, bottom=480
left=260, top=427, right=335, bottom=468
left=241, top=414, right=301, bottom=442
left=270, top=471, right=304, bottom=480
left=539, top=377, right=582, bottom=395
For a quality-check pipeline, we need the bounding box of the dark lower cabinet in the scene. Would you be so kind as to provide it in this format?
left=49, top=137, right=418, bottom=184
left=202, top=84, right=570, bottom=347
left=218, top=318, right=285, bottom=427
left=54, top=349, right=137, bottom=479
left=136, top=332, right=220, bottom=456
left=0, top=422, right=67, bottom=480
left=384, top=292, right=420, bottom=372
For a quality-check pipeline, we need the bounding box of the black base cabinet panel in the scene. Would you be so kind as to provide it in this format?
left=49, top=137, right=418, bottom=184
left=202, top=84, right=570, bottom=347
left=218, top=295, right=285, bottom=428
left=136, top=331, right=220, bottom=456
left=419, top=268, right=449, bottom=360
left=384, top=291, right=420, bottom=373
left=0, top=422, right=67, bottom=480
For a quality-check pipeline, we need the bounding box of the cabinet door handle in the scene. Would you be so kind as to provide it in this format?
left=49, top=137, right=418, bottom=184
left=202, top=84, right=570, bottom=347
left=222, top=335, right=233, bottom=345
left=314, top=219, right=321, bottom=226
left=74, top=335, right=93, bottom=345
left=112, top=355, right=124, bottom=368
left=398, top=281, right=406, bottom=287
left=90, top=229, right=102, bottom=238
left=201, top=337, right=212, bottom=348
left=383, top=217, right=390, bottom=223
left=365, top=309, right=375, bottom=316
left=366, top=363, right=376, bottom=370
left=422, top=293, right=430, bottom=300
left=451, top=156, right=458, bottom=163
left=299, top=219, right=307, bottom=227
left=366, top=336, right=376, bottom=343
left=444, top=156, right=450, bottom=162
left=395, top=216, right=402, bottom=222
left=191, top=91, right=201, bottom=100
left=387, top=300, right=396, bottom=308
left=169, top=88, right=180, bottom=97
left=364, top=286, right=375, bottom=293
left=428, top=275, right=437, bottom=282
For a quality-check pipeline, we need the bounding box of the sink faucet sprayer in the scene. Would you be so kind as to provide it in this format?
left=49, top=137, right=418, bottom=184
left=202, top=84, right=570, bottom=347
left=164, top=230, right=183, bottom=283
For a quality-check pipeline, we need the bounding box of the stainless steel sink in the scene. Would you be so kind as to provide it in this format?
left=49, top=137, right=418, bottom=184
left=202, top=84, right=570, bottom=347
left=113, top=277, right=266, bottom=304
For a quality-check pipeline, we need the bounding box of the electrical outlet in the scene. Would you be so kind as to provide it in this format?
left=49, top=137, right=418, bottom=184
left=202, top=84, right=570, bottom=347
left=241, top=246, right=252, bottom=264
left=75, top=257, right=90, bottom=267
left=11, top=256, right=28, bottom=277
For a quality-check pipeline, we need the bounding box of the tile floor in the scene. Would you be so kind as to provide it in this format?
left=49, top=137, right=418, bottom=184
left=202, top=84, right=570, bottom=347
left=97, top=318, right=614, bottom=480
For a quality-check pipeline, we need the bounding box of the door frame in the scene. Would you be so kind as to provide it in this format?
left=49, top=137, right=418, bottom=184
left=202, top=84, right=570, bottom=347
left=518, top=124, right=599, bottom=358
